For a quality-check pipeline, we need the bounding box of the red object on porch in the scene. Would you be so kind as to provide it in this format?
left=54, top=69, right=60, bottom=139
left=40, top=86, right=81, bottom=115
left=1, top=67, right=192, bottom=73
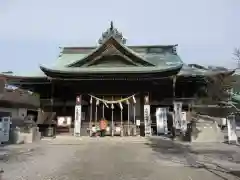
left=100, top=119, right=107, bottom=130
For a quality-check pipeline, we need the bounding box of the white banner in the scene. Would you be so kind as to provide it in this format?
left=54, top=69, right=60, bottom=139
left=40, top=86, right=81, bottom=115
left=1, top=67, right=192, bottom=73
left=74, top=105, right=82, bottom=136
left=227, top=115, right=238, bottom=143
left=144, top=105, right=151, bottom=136
left=174, top=102, right=182, bottom=130
left=136, top=120, right=141, bottom=126
left=181, top=112, right=187, bottom=133
left=156, top=108, right=168, bottom=135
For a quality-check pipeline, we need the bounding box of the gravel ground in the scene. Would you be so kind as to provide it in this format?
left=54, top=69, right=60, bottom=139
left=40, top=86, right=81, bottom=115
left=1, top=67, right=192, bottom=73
left=1, top=137, right=240, bottom=180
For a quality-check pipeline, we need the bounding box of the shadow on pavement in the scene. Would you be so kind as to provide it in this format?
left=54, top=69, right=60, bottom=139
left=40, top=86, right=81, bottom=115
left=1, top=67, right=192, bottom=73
left=0, top=144, right=39, bottom=163
left=145, top=137, right=240, bottom=180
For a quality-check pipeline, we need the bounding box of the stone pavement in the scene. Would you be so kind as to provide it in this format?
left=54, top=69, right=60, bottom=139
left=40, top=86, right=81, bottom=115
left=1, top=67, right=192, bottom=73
left=1, top=137, right=240, bottom=180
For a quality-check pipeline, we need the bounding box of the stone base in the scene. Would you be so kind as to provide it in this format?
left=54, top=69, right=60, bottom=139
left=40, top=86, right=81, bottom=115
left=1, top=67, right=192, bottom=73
left=191, top=119, right=224, bottom=143
left=9, top=127, right=41, bottom=144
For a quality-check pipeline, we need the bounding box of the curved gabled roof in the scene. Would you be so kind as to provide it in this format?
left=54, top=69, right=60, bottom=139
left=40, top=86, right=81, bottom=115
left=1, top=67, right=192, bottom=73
left=66, top=36, right=155, bottom=67
left=39, top=33, right=184, bottom=79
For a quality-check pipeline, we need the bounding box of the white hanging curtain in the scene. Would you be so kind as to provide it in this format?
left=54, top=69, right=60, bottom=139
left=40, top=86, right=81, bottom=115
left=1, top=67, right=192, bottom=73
left=132, top=95, right=136, bottom=104
left=119, top=102, right=123, bottom=110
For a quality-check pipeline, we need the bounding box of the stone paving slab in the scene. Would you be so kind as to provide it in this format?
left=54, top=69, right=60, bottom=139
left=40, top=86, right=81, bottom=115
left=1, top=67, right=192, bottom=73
left=1, top=137, right=240, bottom=180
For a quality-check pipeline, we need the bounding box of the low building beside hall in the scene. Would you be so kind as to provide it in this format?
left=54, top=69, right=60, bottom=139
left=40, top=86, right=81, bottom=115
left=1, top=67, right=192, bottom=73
left=0, top=79, right=40, bottom=122
left=2, top=22, right=233, bottom=137
left=0, top=78, right=40, bottom=143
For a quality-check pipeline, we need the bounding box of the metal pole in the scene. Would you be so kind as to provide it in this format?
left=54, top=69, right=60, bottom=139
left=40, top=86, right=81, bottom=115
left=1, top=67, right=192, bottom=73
left=127, top=101, right=130, bottom=136
left=50, top=79, right=54, bottom=127
left=120, top=109, right=123, bottom=128
left=133, top=104, right=136, bottom=125
left=95, top=99, right=98, bottom=125
left=102, top=96, right=105, bottom=119
left=89, top=96, right=92, bottom=136
left=120, top=97, right=123, bottom=136
left=111, top=96, right=114, bottom=136
left=47, top=79, right=54, bottom=137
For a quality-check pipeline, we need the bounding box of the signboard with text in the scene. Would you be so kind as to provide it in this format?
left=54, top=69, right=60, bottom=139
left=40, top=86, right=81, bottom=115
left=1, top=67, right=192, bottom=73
left=156, top=108, right=168, bottom=135
left=57, top=116, right=72, bottom=127
left=144, top=105, right=151, bottom=136
left=74, top=105, right=82, bottom=136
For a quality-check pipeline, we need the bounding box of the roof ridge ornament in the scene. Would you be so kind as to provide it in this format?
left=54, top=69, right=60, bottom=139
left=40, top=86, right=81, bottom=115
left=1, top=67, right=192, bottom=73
left=98, top=21, right=127, bottom=45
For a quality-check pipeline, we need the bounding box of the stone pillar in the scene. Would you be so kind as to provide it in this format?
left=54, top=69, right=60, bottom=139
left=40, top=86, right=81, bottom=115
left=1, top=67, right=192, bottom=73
left=227, top=115, right=238, bottom=144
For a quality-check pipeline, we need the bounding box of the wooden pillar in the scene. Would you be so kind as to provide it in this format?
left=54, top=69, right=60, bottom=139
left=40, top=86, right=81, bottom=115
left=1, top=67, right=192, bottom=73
left=172, top=76, right=177, bottom=139
left=173, top=76, right=176, bottom=98
left=111, top=97, right=114, bottom=136
left=133, top=95, right=137, bottom=136
left=140, top=93, right=145, bottom=136
left=95, top=99, right=99, bottom=125
left=50, top=79, right=54, bottom=127
left=120, top=109, right=123, bottom=126
left=120, top=102, right=123, bottom=136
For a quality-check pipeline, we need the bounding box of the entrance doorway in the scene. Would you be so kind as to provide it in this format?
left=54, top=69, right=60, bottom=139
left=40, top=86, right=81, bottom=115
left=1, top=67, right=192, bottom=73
left=86, top=94, right=137, bottom=137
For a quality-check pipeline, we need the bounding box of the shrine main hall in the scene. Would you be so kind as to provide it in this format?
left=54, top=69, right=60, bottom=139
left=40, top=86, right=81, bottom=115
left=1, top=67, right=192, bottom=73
left=2, top=22, right=229, bottom=137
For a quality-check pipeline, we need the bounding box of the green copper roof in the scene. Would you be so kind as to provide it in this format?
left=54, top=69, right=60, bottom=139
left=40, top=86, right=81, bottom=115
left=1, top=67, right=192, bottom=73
left=40, top=64, right=182, bottom=74
left=39, top=35, right=183, bottom=78
left=49, top=51, right=182, bottom=69
left=3, top=22, right=233, bottom=79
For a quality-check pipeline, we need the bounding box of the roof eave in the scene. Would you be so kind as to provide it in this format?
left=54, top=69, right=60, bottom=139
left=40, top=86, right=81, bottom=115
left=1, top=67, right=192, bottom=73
left=39, top=64, right=183, bottom=79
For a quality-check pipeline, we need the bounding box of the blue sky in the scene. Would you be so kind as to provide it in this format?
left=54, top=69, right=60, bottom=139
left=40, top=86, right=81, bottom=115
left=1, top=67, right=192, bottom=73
left=0, top=0, right=239, bottom=74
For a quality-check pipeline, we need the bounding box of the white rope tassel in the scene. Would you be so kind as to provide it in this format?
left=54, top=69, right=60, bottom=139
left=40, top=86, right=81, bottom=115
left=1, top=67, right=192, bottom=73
left=104, top=102, right=109, bottom=108
left=126, top=99, right=129, bottom=105
left=90, top=96, right=93, bottom=104
left=96, top=99, right=99, bottom=106
left=119, top=102, right=123, bottom=110
left=111, top=103, right=114, bottom=109
left=133, top=95, right=136, bottom=104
